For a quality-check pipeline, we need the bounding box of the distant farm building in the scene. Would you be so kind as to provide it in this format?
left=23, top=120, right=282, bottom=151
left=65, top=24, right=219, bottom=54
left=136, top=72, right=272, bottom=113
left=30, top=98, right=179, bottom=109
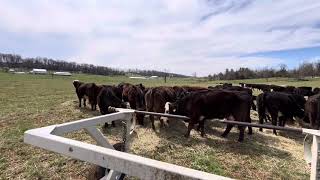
left=53, top=72, right=72, bottom=76
left=14, top=72, right=26, bottom=74
left=149, top=76, right=159, bottom=79
left=9, top=69, right=15, bottom=73
left=129, top=76, right=147, bottom=79
left=30, top=69, right=47, bottom=74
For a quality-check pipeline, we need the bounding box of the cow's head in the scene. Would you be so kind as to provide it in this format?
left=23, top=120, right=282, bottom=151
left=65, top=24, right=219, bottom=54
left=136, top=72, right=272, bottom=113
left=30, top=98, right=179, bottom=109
left=72, top=80, right=81, bottom=89
left=121, top=102, right=131, bottom=109
left=164, top=102, right=177, bottom=114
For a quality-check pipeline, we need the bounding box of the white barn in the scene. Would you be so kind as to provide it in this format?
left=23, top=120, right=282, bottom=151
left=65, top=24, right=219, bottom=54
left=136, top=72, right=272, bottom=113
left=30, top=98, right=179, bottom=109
left=30, top=69, right=47, bottom=74
left=53, top=72, right=72, bottom=76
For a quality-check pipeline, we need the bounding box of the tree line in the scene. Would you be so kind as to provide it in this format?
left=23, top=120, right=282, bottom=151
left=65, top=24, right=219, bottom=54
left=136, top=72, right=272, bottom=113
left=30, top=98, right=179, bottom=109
left=0, top=53, right=185, bottom=77
left=128, top=69, right=187, bottom=78
left=208, top=62, right=320, bottom=80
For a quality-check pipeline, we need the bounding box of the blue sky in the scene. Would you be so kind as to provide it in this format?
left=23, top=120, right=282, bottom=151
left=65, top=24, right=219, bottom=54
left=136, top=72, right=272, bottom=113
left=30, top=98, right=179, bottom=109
left=0, top=0, right=320, bottom=76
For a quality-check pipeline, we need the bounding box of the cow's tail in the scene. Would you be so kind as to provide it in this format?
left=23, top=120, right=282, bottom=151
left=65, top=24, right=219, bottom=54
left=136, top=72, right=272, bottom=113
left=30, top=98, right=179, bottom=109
left=257, top=93, right=266, bottom=125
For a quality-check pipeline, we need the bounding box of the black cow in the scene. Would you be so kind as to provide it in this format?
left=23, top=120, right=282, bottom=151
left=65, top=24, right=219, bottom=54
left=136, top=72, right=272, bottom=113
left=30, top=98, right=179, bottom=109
left=74, top=82, right=101, bottom=111
left=256, top=92, right=305, bottom=135
left=209, top=85, right=256, bottom=111
left=97, top=86, right=129, bottom=127
left=121, top=83, right=146, bottom=125
left=166, top=89, right=252, bottom=142
left=294, top=86, right=313, bottom=96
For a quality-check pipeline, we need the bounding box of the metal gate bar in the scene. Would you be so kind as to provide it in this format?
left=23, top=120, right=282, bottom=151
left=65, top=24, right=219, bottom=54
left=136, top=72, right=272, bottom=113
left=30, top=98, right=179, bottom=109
left=122, top=108, right=303, bottom=133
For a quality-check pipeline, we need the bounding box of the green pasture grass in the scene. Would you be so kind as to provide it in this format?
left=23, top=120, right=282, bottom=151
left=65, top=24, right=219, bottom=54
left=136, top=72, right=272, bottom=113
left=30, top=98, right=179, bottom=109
left=0, top=72, right=313, bottom=179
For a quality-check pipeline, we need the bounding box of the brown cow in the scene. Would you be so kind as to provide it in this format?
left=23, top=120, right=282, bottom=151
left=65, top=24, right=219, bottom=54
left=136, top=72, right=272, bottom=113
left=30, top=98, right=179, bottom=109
left=145, top=86, right=185, bottom=130
left=166, top=89, right=252, bottom=142
left=305, top=93, right=320, bottom=129
left=120, top=83, right=146, bottom=125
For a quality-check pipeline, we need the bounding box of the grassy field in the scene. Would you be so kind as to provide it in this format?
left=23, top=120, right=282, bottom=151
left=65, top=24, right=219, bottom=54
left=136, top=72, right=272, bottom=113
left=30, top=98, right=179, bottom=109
left=0, top=72, right=317, bottom=179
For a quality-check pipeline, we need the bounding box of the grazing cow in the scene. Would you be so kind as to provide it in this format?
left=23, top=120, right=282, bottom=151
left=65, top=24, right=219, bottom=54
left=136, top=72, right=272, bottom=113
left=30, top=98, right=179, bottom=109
left=97, top=86, right=130, bottom=127
left=75, top=82, right=101, bottom=110
left=121, top=83, right=146, bottom=125
left=166, top=89, right=252, bottom=142
left=313, top=87, right=320, bottom=95
left=294, top=86, right=313, bottom=96
left=209, top=85, right=256, bottom=111
left=145, top=86, right=183, bottom=130
left=100, top=85, right=122, bottom=100
left=305, top=94, right=320, bottom=129
left=256, top=92, right=305, bottom=135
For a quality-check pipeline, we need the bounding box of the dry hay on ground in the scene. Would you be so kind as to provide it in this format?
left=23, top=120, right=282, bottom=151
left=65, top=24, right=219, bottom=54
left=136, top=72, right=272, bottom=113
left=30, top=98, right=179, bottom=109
left=8, top=100, right=309, bottom=179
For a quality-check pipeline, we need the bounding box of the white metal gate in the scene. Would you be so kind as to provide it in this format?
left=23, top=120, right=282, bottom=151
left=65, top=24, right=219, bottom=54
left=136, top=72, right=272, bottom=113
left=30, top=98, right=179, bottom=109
left=24, top=108, right=320, bottom=180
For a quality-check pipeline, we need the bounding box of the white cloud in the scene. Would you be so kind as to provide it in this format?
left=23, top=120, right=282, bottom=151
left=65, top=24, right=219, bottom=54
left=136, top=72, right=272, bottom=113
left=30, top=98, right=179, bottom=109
left=0, top=0, right=320, bottom=76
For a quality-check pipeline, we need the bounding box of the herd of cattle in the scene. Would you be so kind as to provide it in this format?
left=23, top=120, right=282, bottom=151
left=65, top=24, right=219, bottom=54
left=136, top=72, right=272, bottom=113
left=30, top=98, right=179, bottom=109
left=72, top=80, right=320, bottom=142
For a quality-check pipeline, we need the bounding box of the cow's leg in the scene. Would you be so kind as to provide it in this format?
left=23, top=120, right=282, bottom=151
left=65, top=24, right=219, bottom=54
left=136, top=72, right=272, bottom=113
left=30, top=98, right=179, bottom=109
left=197, top=116, right=205, bottom=132
left=258, top=114, right=264, bottom=132
left=238, top=125, right=245, bottom=142
left=258, top=110, right=266, bottom=132
left=248, top=117, right=253, bottom=135
left=199, top=119, right=206, bottom=137
left=197, top=124, right=201, bottom=131
left=159, top=118, right=165, bottom=128
left=185, top=121, right=195, bottom=138
left=83, top=98, right=86, bottom=107
left=78, top=97, right=82, bottom=107
left=150, top=115, right=156, bottom=130
left=111, top=121, right=116, bottom=127
left=91, top=103, right=94, bottom=111
left=271, top=113, right=278, bottom=135
left=221, top=124, right=233, bottom=138
left=137, top=114, right=144, bottom=126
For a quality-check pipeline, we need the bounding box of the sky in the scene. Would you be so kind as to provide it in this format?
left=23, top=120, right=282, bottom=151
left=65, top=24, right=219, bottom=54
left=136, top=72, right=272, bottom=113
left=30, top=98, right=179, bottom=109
left=0, top=0, right=320, bottom=76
